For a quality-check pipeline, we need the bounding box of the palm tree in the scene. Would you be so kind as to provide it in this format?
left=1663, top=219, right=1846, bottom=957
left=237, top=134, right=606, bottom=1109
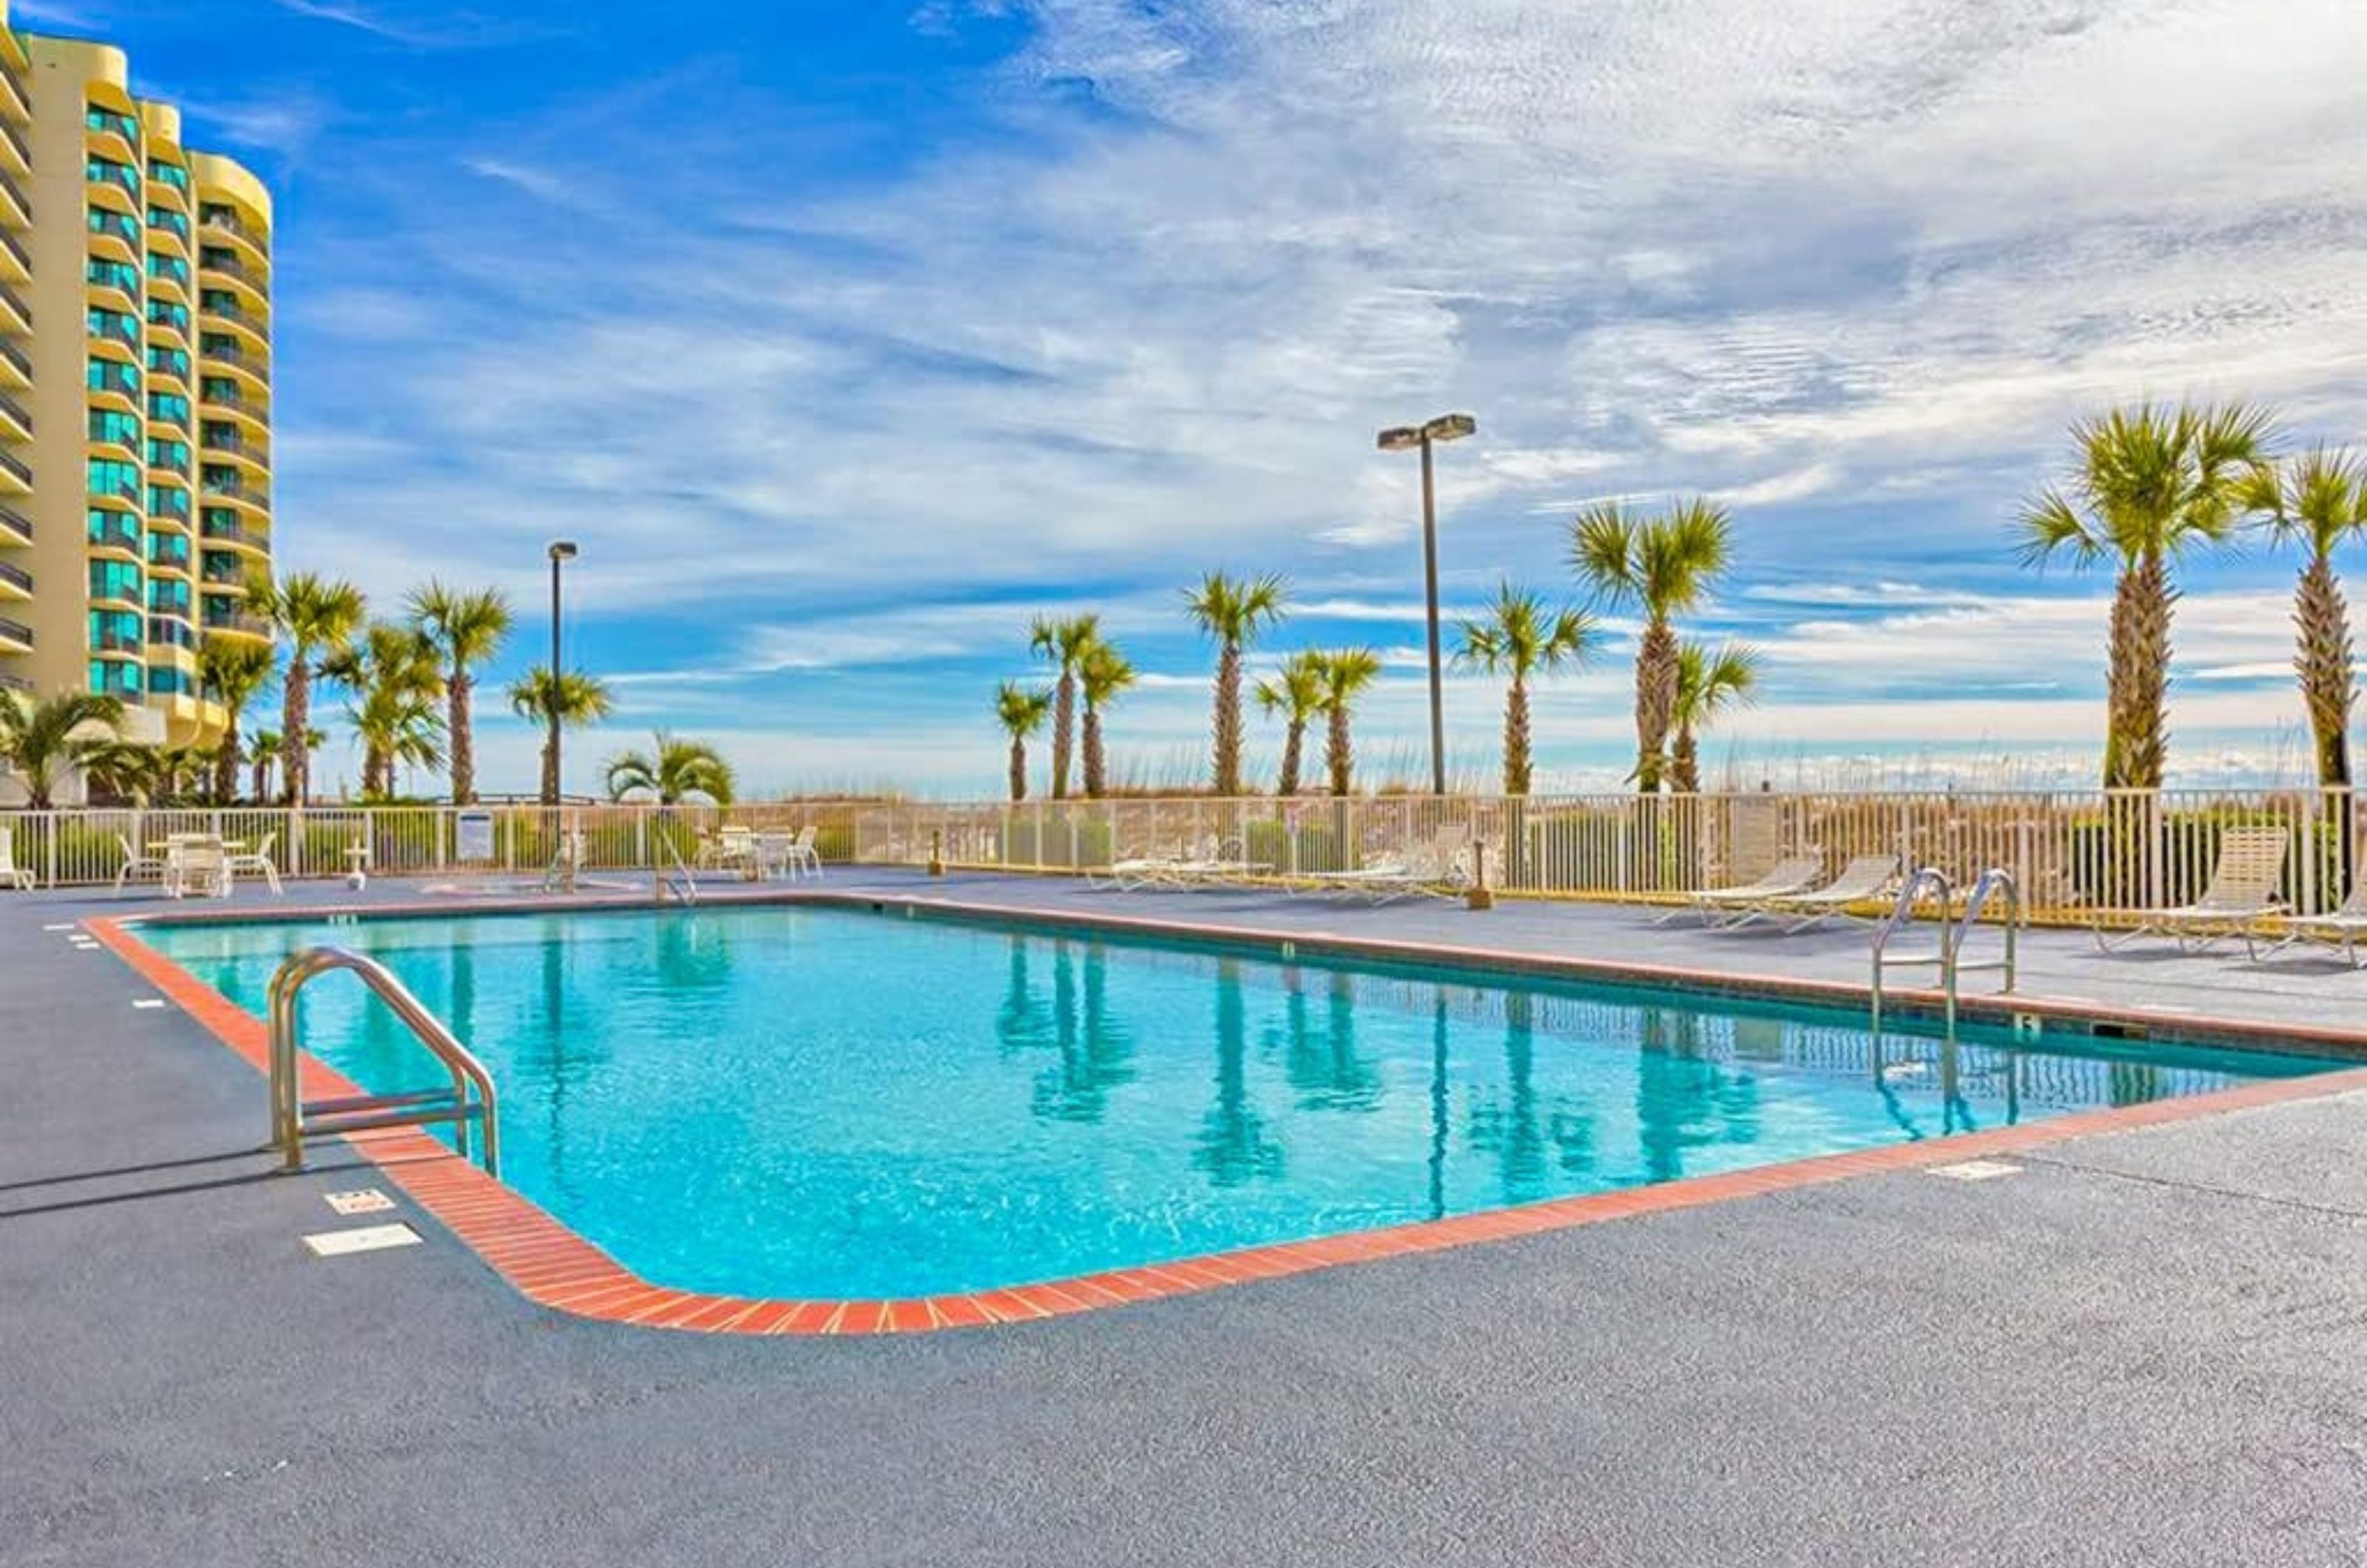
left=2015, top=400, right=2274, bottom=790
left=993, top=682, right=1051, bottom=802
left=2243, top=447, right=2367, bottom=788
left=1456, top=581, right=1593, bottom=796
left=1669, top=640, right=1762, bottom=794
left=326, top=621, right=446, bottom=800
left=1254, top=650, right=1326, bottom=797
left=407, top=581, right=513, bottom=805
left=1315, top=648, right=1383, bottom=797
left=197, top=638, right=276, bottom=803
left=1078, top=641, right=1136, bottom=800
left=507, top=665, right=614, bottom=805
left=249, top=728, right=281, bottom=805
left=0, top=690, right=126, bottom=808
left=1027, top=612, right=1101, bottom=800
left=246, top=569, right=365, bottom=804
left=1184, top=572, right=1288, bottom=797
left=1571, top=498, right=1733, bottom=793
left=605, top=731, right=735, bottom=806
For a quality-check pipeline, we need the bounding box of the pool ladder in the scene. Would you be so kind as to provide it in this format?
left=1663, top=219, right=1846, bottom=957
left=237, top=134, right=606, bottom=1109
left=268, top=947, right=501, bottom=1177
left=1870, top=867, right=2021, bottom=1035
left=656, top=832, right=699, bottom=907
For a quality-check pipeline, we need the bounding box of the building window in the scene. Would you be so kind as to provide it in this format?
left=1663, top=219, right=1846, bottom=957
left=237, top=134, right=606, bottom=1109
left=146, top=530, right=190, bottom=569
left=145, top=206, right=189, bottom=240
left=87, top=459, right=142, bottom=502
left=147, top=577, right=192, bottom=616
left=146, top=393, right=190, bottom=428
left=87, top=356, right=142, bottom=396
left=146, top=300, right=191, bottom=333
left=146, top=483, right=192, bottom=521
left=89, top=660, right=145, bottom=699
left=84, top=157, right=141, bottom=195
left=147, top=160, right=190, bottom=190
left=85, top=307, right=138, bottom=347
left=86, top=257, right=143, bottom=296
left=88, top=561, right=145, bottom=608
left=87, top=408, right=141, bottom=448
left=146, top=347, right=190, bottom=381
left=86, top=506, right=141, bottom=550
left=149, top=662, right=192, bottom=693
left=144, top=437, right=192, bottom=476
left=84, top=105, right=141, bottom=143
left=146, top=253, right=191, bottom=287
left=86, top=209, right=141, bottom=246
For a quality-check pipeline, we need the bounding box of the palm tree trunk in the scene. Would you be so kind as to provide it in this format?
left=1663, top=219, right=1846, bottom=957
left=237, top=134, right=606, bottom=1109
left=283, top=665, right=311, bottom=805
left=2295, top=554, right=2354, bottom=789
left=1503, top=676, right=1531, bottom=797
left=212, top=712, right=240, bottom=803
left=541, top=733, right=559, bottom=807
left=250, top=752, right=270, bottom=804
left=1326, top=706, right=1354, bottom=797
left=2107, top=556, right=2172, bottom=790
left=1082, top=703, right=1106, bottom=799
left=1008, top=737, right=1027, bottom=802
left=1278, top=718, right=1304, bottom=797
left=1212, top=643, right=1242, bottom=797
left=1051, top=672, right=1076, bottom=800
left=448, top=669, right=476, bottom=804
left=1635, top=620, right=1678, bottom=793
left=1672, top=724, right=1701, bottom=794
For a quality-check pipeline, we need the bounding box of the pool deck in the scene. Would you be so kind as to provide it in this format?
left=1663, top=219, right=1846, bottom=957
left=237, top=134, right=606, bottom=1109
left=8, top=869, right=2367, bottom=1565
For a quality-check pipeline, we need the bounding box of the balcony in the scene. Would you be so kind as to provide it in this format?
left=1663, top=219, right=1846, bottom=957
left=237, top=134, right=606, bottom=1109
left=203, top=475, right=270, bottom=510
left=147, top=615, right=196, bottom=651
left=0, top=223, right=24, bottom=283
left=0, top=390, right=27, bottom=439
left=0, top=504, right=27, bottom=544
left=0, top=339, right=24, bottom=391
left=0, top=557, right=27, bottom=598
left=0, top=615, right=30, bottom=651
left=199, top=208, right=268, bottom=260
left=150, top=540, right=192, bottom=572
left=0, top=283, right=28, bottom=334
left=201, top=513, right=268, bottom=549
left=198, top=248, right=266, bottom=289
left=87, top=313, right=138, bottom=351
left=202, top=608, right=271, bottom=641
left=203, top=345, right=270, bottom=388
left=92, top=621, right=143, bottom=655
left=0, top=118, right=25, bottom=177
left=0, top=445, right=27, bottom=492
left=88, top=513, right=140, bottom=555
left=0, top=169, right=30, bottom=227
left=0, top=671, right=29, bottom=695
left=200, top=552, right=246, bottom=586
left=0, top=67, right=27, bottom=126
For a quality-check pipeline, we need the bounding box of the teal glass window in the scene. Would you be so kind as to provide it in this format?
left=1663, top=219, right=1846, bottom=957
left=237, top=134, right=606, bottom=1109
left=86, top=257, right=142, bottom=296
left=146, top=300, right=190, bottom=331
left=86, top=505, right=140, bottom=549
left=87, top=409, right=141, bottom=447
left=85, top=307, right=138, bottom=346
left=88, top=560, right=144, bottom=606
left=87, top=460, right=142, bottom=502
left=84, top=105, right=141, bottom=143
left=146, top=253, right=190, bottom=287
left=89, top=660, right=144, bottom=697
left=147, top=160, right=189, bottom=190
left=146, top=577, right=191, bottom=615
left=146, top=347, right=190, bottom=381
left=146, top=393, right=191, bottom=428
left=149, top=660, right=192, bottom=692
left=84, top=157, right=140, bottom=195
left=145, top=437, right=192, bottom=475
left=146, top=206, right=189, bottom=239
left=88, top=356, right=141, bottom=396
left=86, top=209, right=140, bottom=246
left=146, top=484, right=192, bottom=521
left=146, top=530, right=190, bottom=568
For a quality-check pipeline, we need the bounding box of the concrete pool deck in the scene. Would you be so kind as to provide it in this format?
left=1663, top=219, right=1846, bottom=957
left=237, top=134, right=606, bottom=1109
left=7, top=870, right=2367, bottom=1564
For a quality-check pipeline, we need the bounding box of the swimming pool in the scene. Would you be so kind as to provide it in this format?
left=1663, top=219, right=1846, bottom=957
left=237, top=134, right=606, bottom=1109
left=143, top=905, right=2336, bottom=1300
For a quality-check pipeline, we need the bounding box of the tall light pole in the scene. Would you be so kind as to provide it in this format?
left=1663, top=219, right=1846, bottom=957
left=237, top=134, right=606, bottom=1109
left=1377, top=412, right=1475, bottom=797
left=546, top=540, right=578, bottom=806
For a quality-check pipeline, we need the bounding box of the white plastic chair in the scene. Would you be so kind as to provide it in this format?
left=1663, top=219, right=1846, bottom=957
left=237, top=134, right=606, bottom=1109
left=115, top=833, right=169, bottom=896
left=228, top=830, right=283, bottom=895
left=166, top=836, right=231, bottom=899
left=0, top=826, right=33, bottom=891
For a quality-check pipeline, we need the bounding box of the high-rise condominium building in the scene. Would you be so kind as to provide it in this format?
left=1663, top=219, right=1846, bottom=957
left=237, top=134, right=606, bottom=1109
left=0, top=3, right=274, bottom=751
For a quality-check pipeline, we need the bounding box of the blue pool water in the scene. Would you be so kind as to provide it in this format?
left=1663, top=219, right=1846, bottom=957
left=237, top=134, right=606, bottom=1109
left=143, top=906, right=2334, bottom=1298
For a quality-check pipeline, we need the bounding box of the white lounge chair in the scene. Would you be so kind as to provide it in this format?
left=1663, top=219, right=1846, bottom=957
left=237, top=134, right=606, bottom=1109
left=2096, top=826, right=2289, bottom=953
left=1166, top=837, right=1272, bottom=888
left=1303, top=826, right=1472, bottom=903
left=1086, top=845, right=1189, bottom=891
left=227, top=831, right=283, bottom=895
left=1659, top=852, right=1827, bottom=927
left=1731, top=854, right=1900, bottom=933
left=785, top=825, right=821, bottom=879
left=0, top=826, right=33, bottom=891
left=2251, top=876, right=2367, bottom=965
left=115, top=832, right=169, bottom=896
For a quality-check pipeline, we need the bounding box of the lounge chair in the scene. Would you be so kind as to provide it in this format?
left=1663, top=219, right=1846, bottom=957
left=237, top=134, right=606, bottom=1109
left=2249, top=876, right=2367, bottom=965
left=0, top=826, right=32, bottom=891
left=2094, top=826, right=2288, bottom=953
left=115, top=833, right=169, bottom=896
left=1658, top=852, right=1826, bottom=927
left=1303, top=826, right=1472, bottom=903
left=785, top=825, right=822, bottom=879
left=1166, top=837, right=1272, bottom=888
left=228, top=831, right=283, bottom=895
left=1087, top=834, right=1221, bottom=891
left=1729, top=854, right=1900, bottom=933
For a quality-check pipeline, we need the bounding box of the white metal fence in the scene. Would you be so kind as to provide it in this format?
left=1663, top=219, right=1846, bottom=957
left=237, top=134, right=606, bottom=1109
left=848, top=788, right=2367, bottom=924
left=0, top=801, right=868, bottom=890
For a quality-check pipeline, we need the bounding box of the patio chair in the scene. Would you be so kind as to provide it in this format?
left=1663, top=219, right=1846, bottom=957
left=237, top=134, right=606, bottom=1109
left=1167, top=837, right=1273, bottom=888
left=2249, top=876, right=2367, bottom=966
left=115, top=832, right=169, bottom=896
left=227, top=831, right=283, bottom=896
left=1303, top=826, right=1472, bottom=903
left=1085, top=843, right=1190, bottom=891
left=786, top=825, right=821, bottom=879
left=1658, top=852, right=1826, bottom=927
left=2095, top=826, right=2289, bottom=954
left=166, top=836, right=231, bottom=899
left=701, top=825, right=756, bottom=873
left=0, top=826, right=33, bottom=891
left=1730, top=854, right=1900, bottom=933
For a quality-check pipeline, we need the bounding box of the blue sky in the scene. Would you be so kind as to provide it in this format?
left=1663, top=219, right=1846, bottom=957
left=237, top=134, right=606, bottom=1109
left=47, top=0, right=2367, bottom=796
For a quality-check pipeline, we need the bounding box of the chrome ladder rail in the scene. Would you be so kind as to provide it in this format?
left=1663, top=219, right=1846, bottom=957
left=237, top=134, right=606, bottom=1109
left=1870, top=866, right=1954, bottom=1036
left=1943, top=867, right=2021, bottom=1033
left=268, top=947, right=501, bottom=1176
left=656, top=830, right=699, bottom=907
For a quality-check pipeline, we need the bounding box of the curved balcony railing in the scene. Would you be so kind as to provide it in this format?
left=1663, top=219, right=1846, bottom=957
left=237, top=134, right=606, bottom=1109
left=0, top=558, right=28, bottom=592
left=0, top=447, right=28, bottom=486
left=0, top=504, right=28, bottom=544
left=0, top=615, right=31, bottom=648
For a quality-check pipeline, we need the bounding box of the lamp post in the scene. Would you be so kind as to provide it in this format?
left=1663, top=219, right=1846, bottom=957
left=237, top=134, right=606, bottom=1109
left=1377, top=412, right=1476, bottom=797
left=546, top=540, right=578, bottom=807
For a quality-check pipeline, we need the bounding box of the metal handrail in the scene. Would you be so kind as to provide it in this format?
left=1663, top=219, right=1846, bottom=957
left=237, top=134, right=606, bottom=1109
left=1869, top=866, right=1952, bottom=1036
left=1945, top=868, right=2022, bottom=1030
left=656, top=822, right=699, bottom=906
left=267, top=946, right=500, bottom=1176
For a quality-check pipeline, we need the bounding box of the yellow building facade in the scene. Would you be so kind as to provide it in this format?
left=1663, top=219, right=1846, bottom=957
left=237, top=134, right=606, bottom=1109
left=0, top=4, right=273, bottom=750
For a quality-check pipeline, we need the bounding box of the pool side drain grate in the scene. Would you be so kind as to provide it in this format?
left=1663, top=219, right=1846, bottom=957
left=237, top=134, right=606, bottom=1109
left=303, top=1223, right=421, bottom=1257
left=1928, top=1160, right=2022, bottom=1182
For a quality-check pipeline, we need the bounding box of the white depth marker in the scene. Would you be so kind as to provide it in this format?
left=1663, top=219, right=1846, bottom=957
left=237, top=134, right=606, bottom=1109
left=303, top=1224, right=421, bottom=1257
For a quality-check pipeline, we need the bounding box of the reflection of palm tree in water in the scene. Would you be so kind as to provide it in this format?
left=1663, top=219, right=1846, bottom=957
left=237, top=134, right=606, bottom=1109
left=1633, top=1006, right=1760, bottom=1183
left=995, top=937, right=1053, bottom=1055
left=1276, top=970, right=1382, bottom=1111
left=1195, top=959, right=1283, bottom=1186
left=1465, top=992, right=1553, bottom=1203
left=1031, top=942, right=1136, bottom=1123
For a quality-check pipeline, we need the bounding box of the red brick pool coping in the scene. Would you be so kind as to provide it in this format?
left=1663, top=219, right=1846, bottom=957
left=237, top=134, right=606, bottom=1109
left=84, top=899, right=2367, bottom=1338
